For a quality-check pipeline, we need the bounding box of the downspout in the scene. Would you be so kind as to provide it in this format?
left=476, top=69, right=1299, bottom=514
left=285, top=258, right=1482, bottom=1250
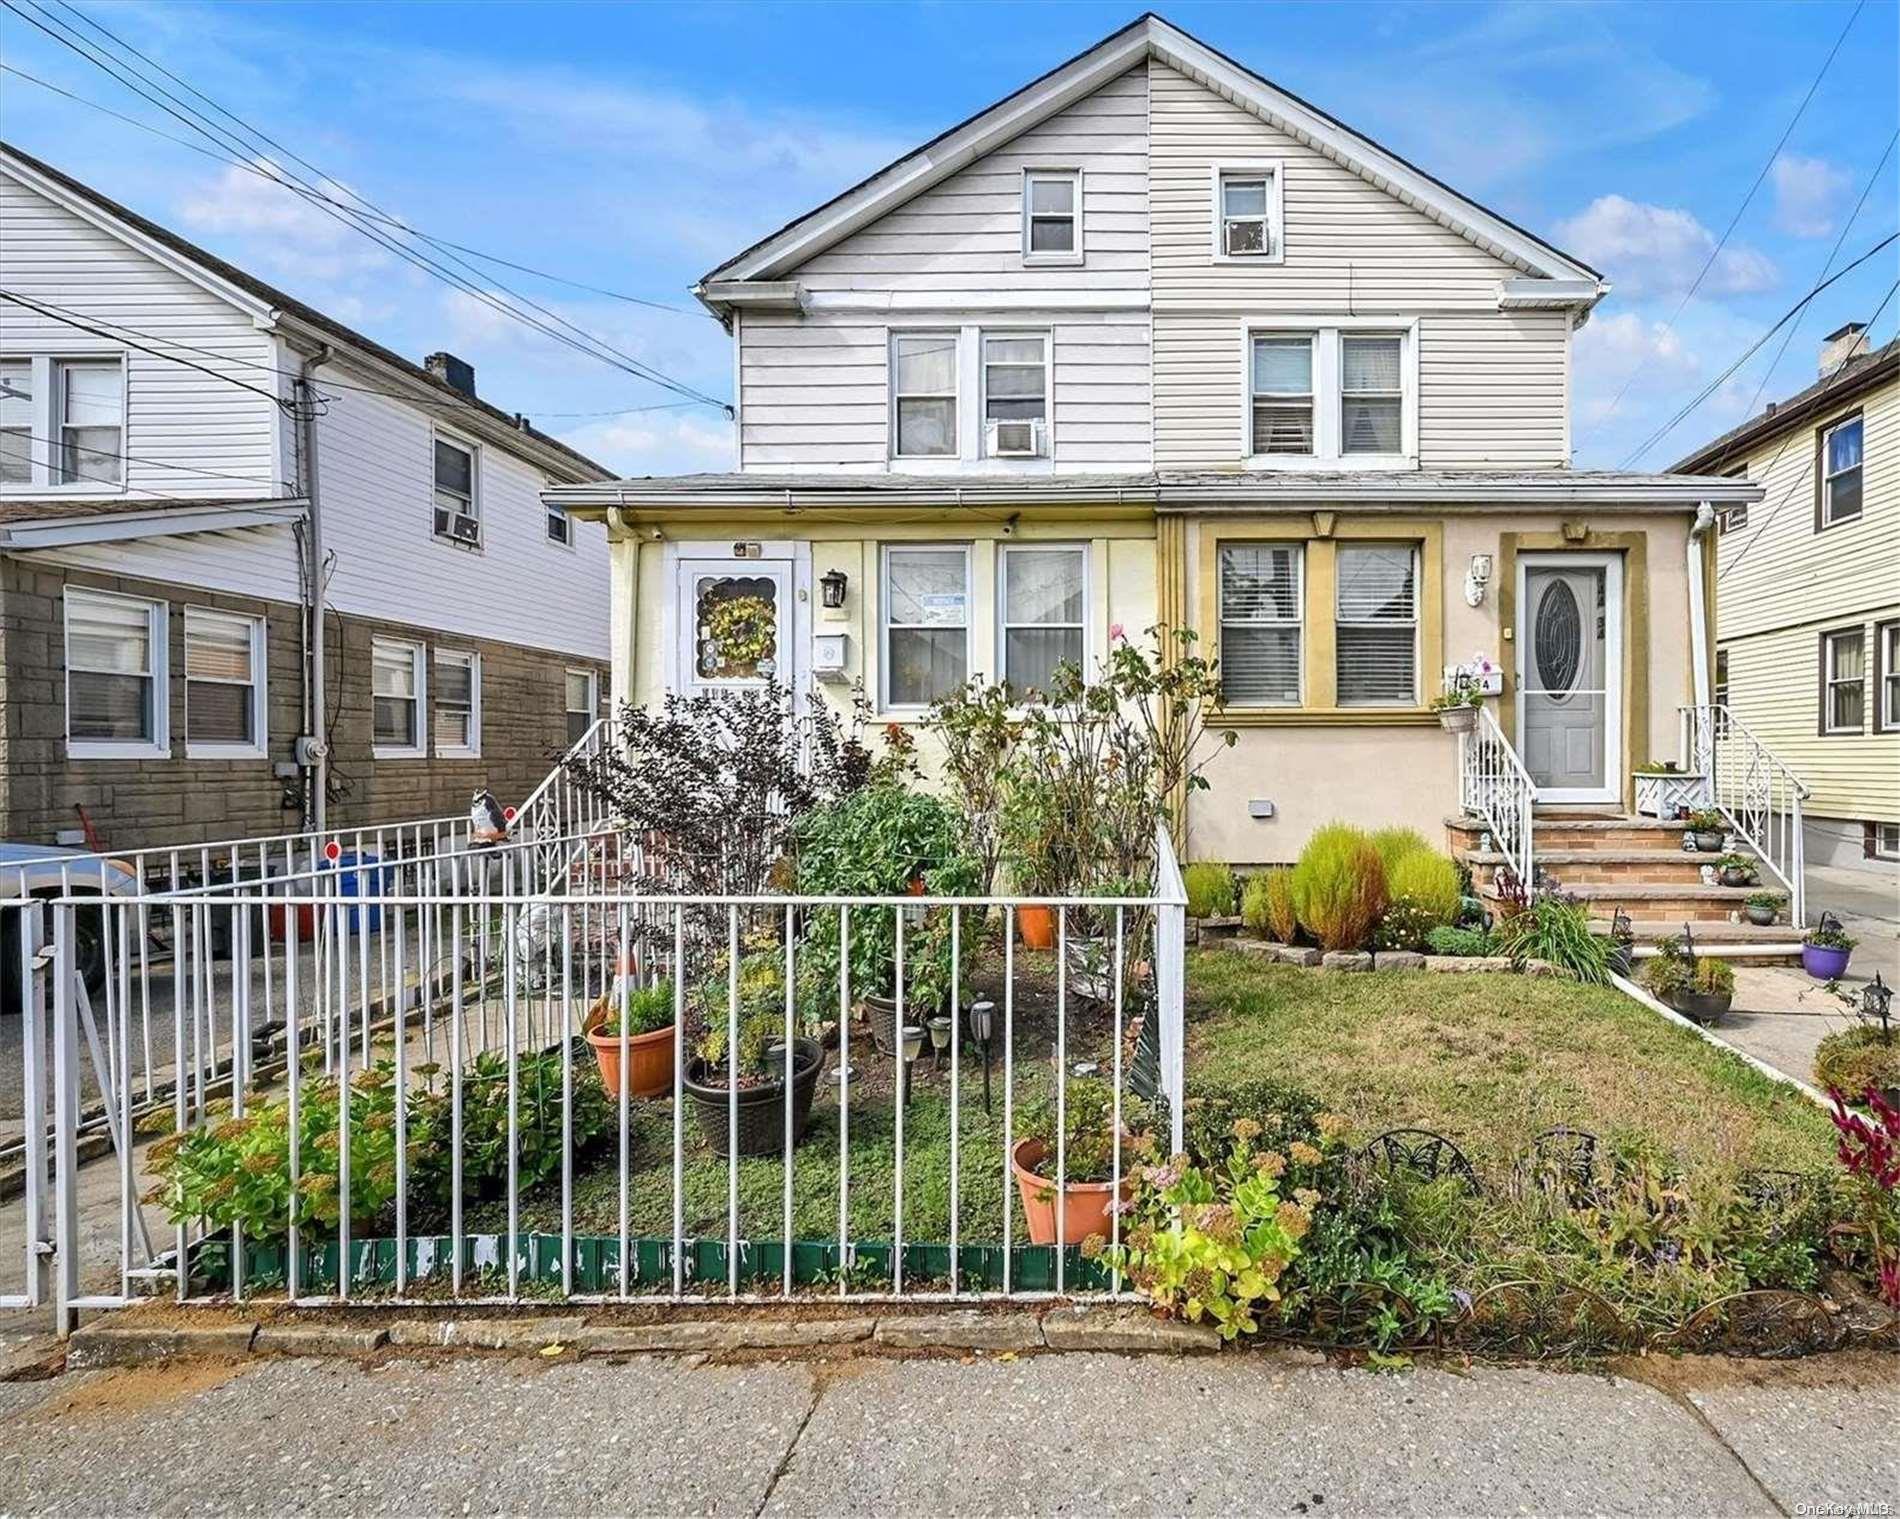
left=294, top=347, right=333, bottom=836
left=1686, top=501, right=1715, bottom=713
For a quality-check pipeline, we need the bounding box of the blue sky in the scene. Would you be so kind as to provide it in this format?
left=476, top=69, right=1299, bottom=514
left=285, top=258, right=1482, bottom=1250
left=2, top=0, right=1895, bottom=475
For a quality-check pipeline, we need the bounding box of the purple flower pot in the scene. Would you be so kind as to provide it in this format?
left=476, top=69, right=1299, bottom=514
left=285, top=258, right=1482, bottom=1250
left=1801, top=943, right=1852, bottom=980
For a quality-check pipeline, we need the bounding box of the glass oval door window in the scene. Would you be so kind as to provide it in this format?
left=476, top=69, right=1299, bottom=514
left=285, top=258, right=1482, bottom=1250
left=695, top=575, right=778, bottom=680
left=1534, top=579, right=1582, bottom=699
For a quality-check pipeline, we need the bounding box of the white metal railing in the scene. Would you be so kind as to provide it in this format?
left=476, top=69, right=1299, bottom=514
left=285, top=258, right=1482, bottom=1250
left=1457, top=707, right=1535, bottom=890
left=1681, top=704, right=1810, bottom=926
left=7, top=819, right=1188, bottom=1328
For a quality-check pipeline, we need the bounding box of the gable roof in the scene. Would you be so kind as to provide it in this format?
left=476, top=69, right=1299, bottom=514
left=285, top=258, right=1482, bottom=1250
left=697, top=12, right=1604, bottom=305
left=1671, top=338, right=1898, bottom=475
left=0, top=141, right=611, bottom=484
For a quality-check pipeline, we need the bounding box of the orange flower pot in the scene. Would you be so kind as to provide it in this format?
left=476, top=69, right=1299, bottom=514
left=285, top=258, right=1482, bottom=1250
left=1017, top=904, right=1056, bottom=951
left=583, top=997, right=677, bottom=1099
left=1010, top=1136, right=1128, bottom=1247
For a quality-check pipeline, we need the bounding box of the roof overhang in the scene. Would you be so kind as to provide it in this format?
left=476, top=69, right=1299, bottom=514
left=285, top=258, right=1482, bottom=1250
left=694, top=14, right=1605, bottom=319
left=0, top=499, right=306, bottom=550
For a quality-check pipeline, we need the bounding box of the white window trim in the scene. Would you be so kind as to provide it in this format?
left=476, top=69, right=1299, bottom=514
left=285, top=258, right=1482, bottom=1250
left=996, top=542, right=1088, bottom=693
left=1334, top=543, right=1420, bottom=708
left=1820, top=415, right=1863, bottom=527
left=1875, top=822, right=1900, bottom=861
left=182, top=605, right=267, bottom=760
left=546, top=498, right=575, bottom=549
left=565, top=666, right=599, bottom=747
left=889, top=330, right=961, bottom=462
left=64, top=587, right=168, bottom=760
left=435, top=649, right=481, bottom=758
left=879, top=542, right=973, bottom=714
left=1210, top=162, right=1285, bottom=266
left=2, top=353, right=130, bottom=496
left=1238, top=319, right=1419, bottom=470
left=1217, top=542, right=1305, bottom=708
left=1882, top=622, right=1900, bottom=732
left=371, top=637, right=428, bottom=759
left=978, top=329, right=1052, bottom=459
left=1021, top=167, right=1083, bottom=266
left=1821, top=627, right=1864, bottom=735
left=431, top=430, right=482, bottom=548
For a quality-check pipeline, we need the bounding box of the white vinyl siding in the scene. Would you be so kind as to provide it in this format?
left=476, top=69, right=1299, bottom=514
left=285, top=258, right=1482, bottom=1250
left=1335, top=544, right=1418, bottom=706
left=183, top=606, right=265, bottom=756
left=998, top=543, right=1086, bottom=693
left=64, top=588, right=167, bottom=758
left=371, top=638, right=426, bottom=758
left=436, top=650, right=480, bottom=757
left=882, top=544, right=971, bottom=710
left=1218, top=544, right=1302, bottom=706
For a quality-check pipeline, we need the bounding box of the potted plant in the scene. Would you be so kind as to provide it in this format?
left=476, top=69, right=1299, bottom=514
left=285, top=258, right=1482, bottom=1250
left=582, top=979, right=677, bottom=1099
left=1675, top=956, right=1735, bottom=1026
left=1010, top=1076, right=1149, bottom=1246
left=999, top=766, right=1061, bottom=950
left=1633, top=760, right=1705, bottom=820
left=682, top=1006, right=825, bottom=1158
left=1429, top=684, right=1483, bottom=734
left=1715, top=852, right=1757, bottom=888
left=1802, top=920, right=1858, bottom=981
left=1744, top=891, right=1784, bottom=927
left=1686, top=808, right=1726, bottom=853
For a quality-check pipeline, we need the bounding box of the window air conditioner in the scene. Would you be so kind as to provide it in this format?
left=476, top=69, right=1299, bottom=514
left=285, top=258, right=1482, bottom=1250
left=988, top=419, right=1045, bottom=458
left=435, top=507, right=481, bottom=545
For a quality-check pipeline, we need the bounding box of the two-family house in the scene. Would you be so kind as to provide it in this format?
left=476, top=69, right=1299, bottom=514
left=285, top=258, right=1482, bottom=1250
left=544, top=14, right=1775, bottom=938
left=0, top=143, right=614, bottom=853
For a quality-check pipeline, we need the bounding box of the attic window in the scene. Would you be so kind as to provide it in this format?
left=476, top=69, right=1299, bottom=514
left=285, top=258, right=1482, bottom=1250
left=1214, top=165, right=1283, bottom=262
left=1022, top=170, right=1081, bottom=264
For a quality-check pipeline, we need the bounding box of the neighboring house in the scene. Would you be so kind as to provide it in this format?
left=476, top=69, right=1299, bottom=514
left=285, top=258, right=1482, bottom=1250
left=0, top=142, right=613, bottom=853
left=1674, top=326, right=1899, bottom=882
left=547, top=15, right=1765, bottom=929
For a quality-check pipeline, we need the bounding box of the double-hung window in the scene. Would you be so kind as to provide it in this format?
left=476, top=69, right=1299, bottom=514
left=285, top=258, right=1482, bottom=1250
left=882, top=544, right=970, bottom=709
left=0, top=359, right=32, bottom=486
left=1250, top=336, right=1314, bottom=456
left=1022, top=170, right=1080, bottom=262
left=1877, top=621, right=1900, bottom=734
left=1335, top=544, right=1418, bottom=705
left=436, top=650, right=480, bottom=756
left=1218, top=544, right=1302, bottom=706
left=546, top=500, right=572, bottom=547
left=999, top=544, right=1085, bottom=695
left=372, top=638, right=426, bottom=757
left=65, top=588, right=167, bottom=757
left=565, top=669, right=597, bottom=746
left=981, top=333, right=1048, bottom=455
left=1215, top=167, right=1281, bottom=259
left=58, top=361, right=124, bottom=486
left=1818, top=415, right=1863, bottom=527
left=891, top=333, right=958, bottom=459
left=1821, top=627, right=1864, bottom=734
left=1341, top=337, right=1403, bottom=456
left=184, top=607, right=265, bottom=755
left=433, top=436, right=479, bottom=544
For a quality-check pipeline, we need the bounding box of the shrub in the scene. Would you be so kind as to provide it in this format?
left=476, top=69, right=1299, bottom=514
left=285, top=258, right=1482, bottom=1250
left=1425, top=924, right=1490, bottom=957
left=1290, top=824, right=1387, bottom=952
left=1370, top=826, right=1432, bottom=875
left=1692, top=957, right=1735, bottom=997
left=1816, top=1028, right=1900, bottom=1098
left=1240, top=867, right=1298, bottom=943
left=1375, top=899, right=1440, bottom=951
left=1489, top=894, right=1612, bottom=984
left=1184, top=861, right=1239, bottom=919
left=1386, top=849, right=1462, bottom=926
left=1181, top=1074, right=1324, bottom=1166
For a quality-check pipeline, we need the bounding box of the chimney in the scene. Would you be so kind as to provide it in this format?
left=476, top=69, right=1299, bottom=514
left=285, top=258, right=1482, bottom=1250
left=425, top=352, right=476, bottom=397
left=1820, top=322, right=1869, bottom=378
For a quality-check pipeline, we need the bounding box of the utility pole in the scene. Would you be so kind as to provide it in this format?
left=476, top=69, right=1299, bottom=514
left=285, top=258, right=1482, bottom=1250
left=294, top=350, right=332, bottom=837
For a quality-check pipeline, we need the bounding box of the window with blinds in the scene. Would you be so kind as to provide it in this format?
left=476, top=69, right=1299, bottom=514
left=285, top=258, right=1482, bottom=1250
left=1218, top=544, right=1302, bottom=705
left=566, top=668, right=597, bottom=745
left=1249, top=337, right=1314, bottom=455
left=884, top=544, right=970, bottom=707
left=436, top=651, right=479, bottom=755
left=372, top=639, right=424, bottom=754
left=184, top=608, right=262, bottom=749
left=1336, top=544, right=1418, bottom=705
left=1341, top=336, right=1403, bottom=455
left=65, top=589, right=164, bottom=751
left=892, top=333, right=958, bottom=458
left=0, top=359, right=32, bottom=486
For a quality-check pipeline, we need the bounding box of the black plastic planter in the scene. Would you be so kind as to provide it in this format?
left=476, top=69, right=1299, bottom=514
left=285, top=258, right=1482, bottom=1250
left=1673, top=990, right=1731, bottom=1027
left=684, top=1037, right=825, bottom=1157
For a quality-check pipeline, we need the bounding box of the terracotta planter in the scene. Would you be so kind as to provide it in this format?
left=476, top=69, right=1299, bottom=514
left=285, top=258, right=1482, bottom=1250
left=1010, top=1136, right=1128, bottom=1247
left=1018, top=904, right=1056, bottom=951
left=583, top=997, right=677, bottom=1099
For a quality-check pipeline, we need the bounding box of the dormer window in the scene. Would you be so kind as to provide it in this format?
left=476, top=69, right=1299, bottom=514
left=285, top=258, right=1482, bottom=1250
left=1213, top=164, right=1284, bottom=263
left=1022, top=170, right=1081, bottom=264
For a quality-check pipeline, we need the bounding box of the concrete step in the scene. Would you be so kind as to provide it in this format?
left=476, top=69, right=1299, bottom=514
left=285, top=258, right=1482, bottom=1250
left=1593, top=918, right=1804, bottom=964
left=1446, top=814, right=1699, bottom=853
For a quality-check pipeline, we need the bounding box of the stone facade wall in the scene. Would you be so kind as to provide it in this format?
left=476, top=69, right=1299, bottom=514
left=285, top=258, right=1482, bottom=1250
left=0, top=557, right=606, bottom=851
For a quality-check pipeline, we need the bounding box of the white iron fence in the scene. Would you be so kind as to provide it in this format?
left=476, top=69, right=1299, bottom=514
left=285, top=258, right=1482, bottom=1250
left=4, top=816, right=1187, bottom=1329
left=1681, top=703, right=1810, bottom=926
left=1457, top=707, right=1535, bottom=889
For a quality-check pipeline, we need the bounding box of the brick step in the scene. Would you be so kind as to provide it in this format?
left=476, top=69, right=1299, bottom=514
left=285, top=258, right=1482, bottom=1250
left=1480, top=881, right=1765, bottom=925
left=1462, top=849, right=1766, bottom=889
left=1445, top=814, right=1699, bottom=853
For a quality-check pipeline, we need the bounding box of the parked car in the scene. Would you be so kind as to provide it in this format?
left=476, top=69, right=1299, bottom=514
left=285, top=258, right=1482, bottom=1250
left=0, top=846, right=141, bottom=1012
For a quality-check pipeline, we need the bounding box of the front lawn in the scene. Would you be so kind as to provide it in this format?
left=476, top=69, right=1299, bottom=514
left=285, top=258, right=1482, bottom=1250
left=1186, top=949, right=1837, bottom=1176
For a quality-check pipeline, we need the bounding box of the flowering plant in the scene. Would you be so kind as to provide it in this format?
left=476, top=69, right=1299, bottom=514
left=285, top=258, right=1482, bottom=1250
left=1828, top=1087, right=1900, bottom=1307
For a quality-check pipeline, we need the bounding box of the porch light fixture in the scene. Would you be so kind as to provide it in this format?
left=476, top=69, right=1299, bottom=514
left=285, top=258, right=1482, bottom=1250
left=820, top=568, right=848, bottom=609
left=1464, top=554, right=1493, bottom=608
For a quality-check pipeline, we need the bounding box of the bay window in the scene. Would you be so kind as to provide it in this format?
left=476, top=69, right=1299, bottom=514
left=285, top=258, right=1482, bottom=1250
left=1218, top=544, right=1303, bottom=706
left=999, top=543, right=1085, bottom=694
left=882, top=544, right=969, bottom=708
left=65, top=588, right=166, bottom=757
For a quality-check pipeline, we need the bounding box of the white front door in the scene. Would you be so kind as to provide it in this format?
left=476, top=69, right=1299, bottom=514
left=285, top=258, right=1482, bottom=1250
left=673, top=553, right=803, bottom=699
left=1516, top=553, right=1622, bottom=804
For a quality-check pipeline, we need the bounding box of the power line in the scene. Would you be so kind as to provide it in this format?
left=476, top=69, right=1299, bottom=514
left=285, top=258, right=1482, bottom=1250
left=0, top=439, right=288, bottom=503
left=6, top=0, right=730, bottom=412
left=0, top=61, right=709, bottom=319
left=0, top=430, right=290, bottom=490
left=1717, top=277, right=1898, bottom=584
left=1578, top=0, right=1867, bottom=452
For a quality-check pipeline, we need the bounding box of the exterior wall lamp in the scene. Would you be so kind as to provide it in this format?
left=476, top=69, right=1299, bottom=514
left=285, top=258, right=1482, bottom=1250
left=820, top=568, right=849, bottom=609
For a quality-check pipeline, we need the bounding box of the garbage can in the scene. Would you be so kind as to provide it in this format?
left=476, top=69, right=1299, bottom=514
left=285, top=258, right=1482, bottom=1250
left=323, top=850, right=392, bottom=934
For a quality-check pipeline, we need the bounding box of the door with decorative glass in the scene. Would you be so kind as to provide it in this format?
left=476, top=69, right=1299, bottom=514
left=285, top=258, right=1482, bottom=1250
left=1516, top=554, right=1622, bottom=803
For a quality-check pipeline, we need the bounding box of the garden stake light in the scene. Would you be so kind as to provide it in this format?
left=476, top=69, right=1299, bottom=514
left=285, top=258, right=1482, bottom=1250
left=900, top=1023, right=925, bottom=1109
left=969, top=998, right=995, bottom=1113
left=928, top=1015, right=951, bottom=1072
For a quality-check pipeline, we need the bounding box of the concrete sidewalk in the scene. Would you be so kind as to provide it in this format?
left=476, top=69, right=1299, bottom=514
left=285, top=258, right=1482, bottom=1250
left=1, top=1347, right=1894, bottom=1516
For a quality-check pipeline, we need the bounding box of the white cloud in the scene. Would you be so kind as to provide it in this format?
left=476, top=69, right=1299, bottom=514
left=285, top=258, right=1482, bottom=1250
left=1557, top=196, right=1777, bottom=300
left=1770, top=152, right=1853, bottom=238
left=176, top=160, right=392, bottom=283
left=561, top=410, right=734, bottom=478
